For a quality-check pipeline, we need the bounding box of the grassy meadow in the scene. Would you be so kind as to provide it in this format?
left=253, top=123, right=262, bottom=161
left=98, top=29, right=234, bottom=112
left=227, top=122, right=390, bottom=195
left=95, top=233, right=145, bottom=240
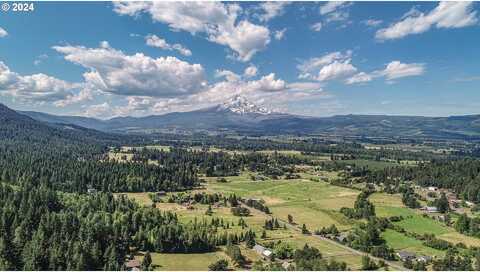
left=370, top=192, right=480, bottom=249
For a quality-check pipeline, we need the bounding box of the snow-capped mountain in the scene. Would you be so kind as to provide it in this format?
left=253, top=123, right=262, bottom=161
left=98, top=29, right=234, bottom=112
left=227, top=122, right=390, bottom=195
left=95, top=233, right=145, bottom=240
left=218, top=95, right=272, bottom=115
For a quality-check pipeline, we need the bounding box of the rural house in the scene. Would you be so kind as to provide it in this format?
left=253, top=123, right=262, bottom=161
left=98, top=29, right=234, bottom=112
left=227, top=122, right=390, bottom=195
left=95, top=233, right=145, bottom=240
left=421, top=206, right=438, bottom=213
left=397, top=251, right=416, bottom=261
left=417, top=255, right=433, bottom=263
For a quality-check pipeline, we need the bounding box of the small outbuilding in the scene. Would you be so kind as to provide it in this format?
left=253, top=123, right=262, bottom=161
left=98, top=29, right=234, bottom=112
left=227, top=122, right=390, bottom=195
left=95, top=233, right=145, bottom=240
left=253, top=244, right=273, bottom=259
left=335, top=233, right=348, bottom=243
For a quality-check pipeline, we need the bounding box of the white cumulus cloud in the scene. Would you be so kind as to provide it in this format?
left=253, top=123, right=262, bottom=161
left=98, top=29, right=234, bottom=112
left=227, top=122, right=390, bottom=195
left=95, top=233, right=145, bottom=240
left=362, top=19, right=383, bottom=27
left=0, top=60, right=88, bottom=105
left=346, top=61, right=425, bottom=84
left=311, top=22, right=323, bottom=32
left=377, top=61, right=425, bottom=80
left=376, top=2, right=478, bottom=40
left=256, top=2, right=290, bottom=22
left=317, top=61, right=357, bottom=81
left=244, top=65, right=258, bottom=78
left=0, top=27, right=7, bottom=38
left=211, top=20, right=270, bottom=62
left=319, top=1, right=351, bottom=24
left=113, top=1, right=270, bottom=62
left=145, top=34, right=192, bottom=56
left=345, top=72, right=373, bottom=84
left=215, top=69, right=241, bottom=82
left=298, top=51, right=357, bottom=82
left=274, top=28, right=286, bottom=40
left=52, top=42, right=207, bottom=98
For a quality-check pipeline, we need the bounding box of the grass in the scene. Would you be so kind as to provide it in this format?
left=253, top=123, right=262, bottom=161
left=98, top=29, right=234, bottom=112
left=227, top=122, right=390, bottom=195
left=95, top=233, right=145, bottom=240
left=206, top=175, right=359, bottom=231
left=121, top=158, right=480, bottom=271
left=137, top=251, right=229, bottom=271
left=116, top=192, right=153, bottom=206
left=122, top=186, right=363, bottom=269
left=370, top=192, right=480, bottom=248
left=438, top=232, right=480, bottom=247
left=382, top=229, right=444, bottom=257
left=119, top=172, right=480, bottom=271
left=395, top=216, right=450, bottom=235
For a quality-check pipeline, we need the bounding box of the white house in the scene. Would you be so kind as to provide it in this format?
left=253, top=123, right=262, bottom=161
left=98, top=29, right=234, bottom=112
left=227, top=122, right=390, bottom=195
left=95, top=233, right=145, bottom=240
left=417, top=255, right=433, bottom=263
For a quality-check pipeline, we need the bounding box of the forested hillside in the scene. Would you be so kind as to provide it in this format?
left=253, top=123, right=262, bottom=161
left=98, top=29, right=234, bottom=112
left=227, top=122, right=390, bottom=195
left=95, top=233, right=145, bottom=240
left=0, top=105, right=256, bottom=270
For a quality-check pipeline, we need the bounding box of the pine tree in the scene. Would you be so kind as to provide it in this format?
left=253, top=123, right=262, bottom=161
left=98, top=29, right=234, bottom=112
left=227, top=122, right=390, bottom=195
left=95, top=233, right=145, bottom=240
left=103, top=244, right=120, bottom=271
left=205, top=205, right=213, bottom=216
left=301, top=224, right=310, bottom=234
left=436, top=192, right=450, bottom=213
left=287, top=214, right=294, bottom=224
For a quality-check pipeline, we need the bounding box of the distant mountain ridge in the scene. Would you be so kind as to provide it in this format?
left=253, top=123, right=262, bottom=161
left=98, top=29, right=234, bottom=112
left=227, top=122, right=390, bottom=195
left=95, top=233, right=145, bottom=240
left=12, top=97, right=480, bottom=140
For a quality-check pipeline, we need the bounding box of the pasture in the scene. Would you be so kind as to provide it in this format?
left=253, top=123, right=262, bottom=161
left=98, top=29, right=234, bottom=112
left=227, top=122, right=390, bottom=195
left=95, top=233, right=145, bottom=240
left=206, top=175, right=360, bottom=231
left=121, top=182, right=364, bottom=269
left=370, top=192, right=480, bottom=248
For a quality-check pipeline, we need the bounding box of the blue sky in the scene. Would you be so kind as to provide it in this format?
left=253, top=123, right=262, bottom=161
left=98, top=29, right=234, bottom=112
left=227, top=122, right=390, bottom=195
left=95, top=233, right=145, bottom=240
left=0, top=1, right=479, bottom=118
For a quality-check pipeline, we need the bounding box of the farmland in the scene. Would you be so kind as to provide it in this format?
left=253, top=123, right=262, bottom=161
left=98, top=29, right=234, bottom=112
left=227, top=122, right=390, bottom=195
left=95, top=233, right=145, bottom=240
left=114, top=151, right=480, bottom=271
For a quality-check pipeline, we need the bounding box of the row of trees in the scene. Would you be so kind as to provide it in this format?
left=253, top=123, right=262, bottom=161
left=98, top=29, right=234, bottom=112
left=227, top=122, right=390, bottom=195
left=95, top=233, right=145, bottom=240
left=341, top=191, right=376, bottom=219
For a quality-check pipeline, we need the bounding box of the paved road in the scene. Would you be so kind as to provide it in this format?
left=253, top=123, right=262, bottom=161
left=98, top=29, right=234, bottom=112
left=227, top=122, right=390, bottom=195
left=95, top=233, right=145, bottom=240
left=241, top=202, right=407, bottom=271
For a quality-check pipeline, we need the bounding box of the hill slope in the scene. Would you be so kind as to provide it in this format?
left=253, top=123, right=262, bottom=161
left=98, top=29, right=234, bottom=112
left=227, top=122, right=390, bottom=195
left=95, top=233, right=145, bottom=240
left=1, top=104, right=133, bottom=150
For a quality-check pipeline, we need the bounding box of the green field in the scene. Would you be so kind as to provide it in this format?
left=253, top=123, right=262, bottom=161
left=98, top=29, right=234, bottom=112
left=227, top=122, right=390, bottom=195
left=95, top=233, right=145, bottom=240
left=382, top=229, right=444, bottom=257
left=206, top=174, right=359, bottom=231
left=370, top=192, right=480, bottom=248
left=122, top=178, right=364, bottom=269
left=144, top=251, right=228, bottom=271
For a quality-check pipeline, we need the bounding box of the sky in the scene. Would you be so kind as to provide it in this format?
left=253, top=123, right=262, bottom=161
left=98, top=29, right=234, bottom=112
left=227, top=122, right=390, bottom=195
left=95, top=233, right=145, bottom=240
left=0, top=1, right=479, bottom=119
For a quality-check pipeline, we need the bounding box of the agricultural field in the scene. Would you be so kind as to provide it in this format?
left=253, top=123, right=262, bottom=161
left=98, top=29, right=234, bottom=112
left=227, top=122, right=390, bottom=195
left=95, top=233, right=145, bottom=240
left=135, top=251, right=229, bottom=271
left=119, top=174, right=367, bottom=270
left=205, top=173, right=359, bottom=231
left=381, top=229, right=444, bottom=257
left=370, top=193, right=480, bottom=249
